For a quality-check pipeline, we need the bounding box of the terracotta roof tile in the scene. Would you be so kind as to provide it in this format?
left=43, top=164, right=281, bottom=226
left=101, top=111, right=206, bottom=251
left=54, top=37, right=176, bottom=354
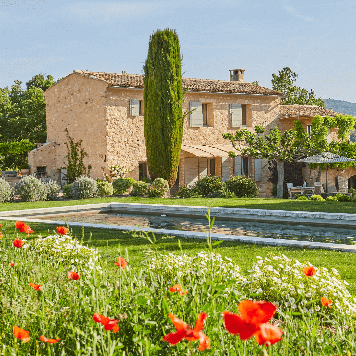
left=280, top=104, right=342, bottom=118
left=73, top=70, right=283, bottom=96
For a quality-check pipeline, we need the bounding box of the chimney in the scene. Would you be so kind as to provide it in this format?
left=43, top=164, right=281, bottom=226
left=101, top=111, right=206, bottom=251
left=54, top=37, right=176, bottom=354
left=229, top=69, right=245, bottom=82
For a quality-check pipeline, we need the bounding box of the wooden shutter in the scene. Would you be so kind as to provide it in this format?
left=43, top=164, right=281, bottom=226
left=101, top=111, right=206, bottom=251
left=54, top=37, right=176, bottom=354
left=222, top=157, right=230, bottom=182
left=254, top=158, right=262, bottom=181
left=199, top=158, right=208, bottom=179
left=230, top=103, right=242, bottom=127
left=234, top=156, right=242, bottom=176
left=190, top=101, right=203, bottom=127
left=185, top=158, right=199, bottom=186
left=130, top=99, right=140, bottom=116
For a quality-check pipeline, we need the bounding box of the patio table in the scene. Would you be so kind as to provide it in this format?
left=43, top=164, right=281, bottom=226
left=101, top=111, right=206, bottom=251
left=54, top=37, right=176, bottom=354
left=288, top=186, right=315, bottom=199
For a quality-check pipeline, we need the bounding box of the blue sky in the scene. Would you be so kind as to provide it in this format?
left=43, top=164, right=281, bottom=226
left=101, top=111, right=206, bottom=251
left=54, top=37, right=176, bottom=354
left=1, top=0, right=355, bottom=102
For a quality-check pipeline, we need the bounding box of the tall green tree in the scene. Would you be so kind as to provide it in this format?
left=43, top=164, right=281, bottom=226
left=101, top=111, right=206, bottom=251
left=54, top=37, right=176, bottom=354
left=143, top=29, right=184, bottom=187
left=0, top=74, right=55, bottom=143
left=272, top=67, right=325, bottom=107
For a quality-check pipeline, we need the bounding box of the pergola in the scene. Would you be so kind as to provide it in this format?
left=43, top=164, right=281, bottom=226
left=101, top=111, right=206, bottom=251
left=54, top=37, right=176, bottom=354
left=298, top=152, right=356, bottom=193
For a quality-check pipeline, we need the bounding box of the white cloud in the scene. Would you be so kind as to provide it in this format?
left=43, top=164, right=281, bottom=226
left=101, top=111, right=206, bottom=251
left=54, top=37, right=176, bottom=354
left=282, top=3, right=313, bottom=22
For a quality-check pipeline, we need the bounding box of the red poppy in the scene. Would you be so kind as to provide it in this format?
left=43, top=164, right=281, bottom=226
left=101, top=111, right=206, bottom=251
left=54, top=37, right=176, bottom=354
left=40, top=335, right=60, bottom=343
left=10, top=261, right=17, bottom=267
left=93, top=313, right=119, bottom=333
left=114, top=257, right=127, bottom=269
left=223, top=300, right=282, bottom=346
left=23, top=224, right=34, bottom=237
left=163, top=313, right=210, bottom=351
left=169, top=284, right=188, bottom=296
left=0, top=231, right=2, bottom=239
left=30, top=283, right=42, bottom=291
left=16, top=221, right=33, bottom=236
left=68, top=271, right=80, bottom=280
left=303, top=266, right=316, bottom=277
left=56, top=226, right=69, bottom=235
left=13, top=239, right=24, bottom=248
left=13, top=326, right=30, bottom=342
left=321, top=297, right=333, bottom=308
left=16, top=221, right=25, bottom=231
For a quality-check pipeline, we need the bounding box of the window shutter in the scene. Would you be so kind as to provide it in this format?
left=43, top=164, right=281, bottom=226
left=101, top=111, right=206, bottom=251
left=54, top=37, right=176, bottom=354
left=230, top=103, right=242, bottom=127
left=234, top=156, right=242, bottom=176
left=130, top=99, right=140, bottom=116
left=254, top=158, right=262, bottom=181
left=190, top=101, right=203, bottom=127
left=185, top=158, right=199, bottom=186
left=222, top=157, right=230, bottom=182
left=199, top=158, right=208, bottom=179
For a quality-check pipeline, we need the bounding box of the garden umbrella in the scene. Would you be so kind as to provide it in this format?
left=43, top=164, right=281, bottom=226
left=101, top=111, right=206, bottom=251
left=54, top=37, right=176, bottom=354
left=298, top=152, right=356, bottom=193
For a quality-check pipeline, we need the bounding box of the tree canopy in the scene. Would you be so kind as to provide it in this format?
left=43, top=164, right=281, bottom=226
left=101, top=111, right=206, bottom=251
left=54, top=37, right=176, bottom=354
left=143, top=29, right=184, bottom=187
left=272, top=67, right=325, bottom=107
left=0, top=74, right=55, bottom=144
left=224, top=114, right=356, bottom=198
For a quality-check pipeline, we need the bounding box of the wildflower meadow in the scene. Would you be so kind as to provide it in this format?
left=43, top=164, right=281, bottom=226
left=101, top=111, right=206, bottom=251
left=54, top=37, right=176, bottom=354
left=1, top=219, right=356, bottom=355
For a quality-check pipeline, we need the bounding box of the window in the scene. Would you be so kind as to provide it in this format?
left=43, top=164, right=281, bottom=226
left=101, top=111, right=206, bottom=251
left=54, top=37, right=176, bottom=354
left=190, top=101, right=212, bottom=127
left=139, top=100, right=144, bottom=116
left=307, top=125, right=312, bottom=134
left=230, top=103, right=247, bottom=127
left=242, top=157, right=249, bottom=177
left=130, top=99, right=144, bottom=116
left=202, top=103, right=208, bottom=126
left=36, top=166, right=47, bottom=178
left=209, top=158, right=215, bottom=176
left=139, top=163, right=148, bottom=181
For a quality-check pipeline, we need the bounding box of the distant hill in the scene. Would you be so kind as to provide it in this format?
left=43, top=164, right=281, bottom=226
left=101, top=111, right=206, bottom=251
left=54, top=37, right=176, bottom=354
left=323, top=99, right=356, bottom=116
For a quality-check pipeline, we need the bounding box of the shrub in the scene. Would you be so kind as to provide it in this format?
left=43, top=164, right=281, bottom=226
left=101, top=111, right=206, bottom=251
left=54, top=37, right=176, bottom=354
left=207, top=186, right=236, bottom=198
left=148, top=178, right=169, bottom=197
left=41, top=178, right=60, bottom=201
left=62, top=183, right=73, bottom=199
left=71, top=176, right=98, bottom=200
left=14, top=175, right=47, bottom=202
left=245, top=254, right=356, bottom=318
left=310, top=194, right=325, bottom=202
left=130, top=181, right=149, bottom=197
left=0, top=178, right=13, bottom=202
left=174, top=185, right=200, bottom=198
left=97, top=181, right=114, bottom=197
left=336, top=193, right=352, bottom=202
left=147, top=251, right=243, bottom=285
left=225, top=175, right=258, bottom=198
left=23, top=235, right=102, bottom=275
left=296, top=195, right=309, bottom=201
left=326, top=195, right=338, bottom=202
left=112, top=178, right=133, bottom=195
left=194, top=175, right=225, bottom=197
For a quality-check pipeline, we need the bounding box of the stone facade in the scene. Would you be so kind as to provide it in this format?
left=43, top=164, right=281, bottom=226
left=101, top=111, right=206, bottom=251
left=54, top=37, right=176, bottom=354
left=28, top=70, right=353, bottom=197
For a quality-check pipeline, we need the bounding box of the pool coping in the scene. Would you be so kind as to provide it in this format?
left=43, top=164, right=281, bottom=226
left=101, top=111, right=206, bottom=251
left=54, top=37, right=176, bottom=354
left=1, top=202, right=356, bottom=252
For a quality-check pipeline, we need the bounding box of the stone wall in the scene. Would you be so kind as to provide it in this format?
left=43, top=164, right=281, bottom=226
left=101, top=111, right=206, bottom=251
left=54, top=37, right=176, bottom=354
left=41, top=73, right=108, bottom=180
left=28, top=142, right=61, bottom=182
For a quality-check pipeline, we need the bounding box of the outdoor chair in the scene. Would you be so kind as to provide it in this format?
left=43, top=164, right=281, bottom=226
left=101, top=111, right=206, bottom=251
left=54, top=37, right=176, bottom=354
left=313, top=182, right=323, bottom=195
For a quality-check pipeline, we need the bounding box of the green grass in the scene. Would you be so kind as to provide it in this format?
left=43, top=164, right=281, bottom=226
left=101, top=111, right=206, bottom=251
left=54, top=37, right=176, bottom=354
left=2, top=220, right=356, bottom=355
left=2, top=196, right=356, bottom=214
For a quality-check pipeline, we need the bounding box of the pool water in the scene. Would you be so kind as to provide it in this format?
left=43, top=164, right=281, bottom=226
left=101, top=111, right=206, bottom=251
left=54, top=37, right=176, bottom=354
left=32, top=211, right=356, bottom=245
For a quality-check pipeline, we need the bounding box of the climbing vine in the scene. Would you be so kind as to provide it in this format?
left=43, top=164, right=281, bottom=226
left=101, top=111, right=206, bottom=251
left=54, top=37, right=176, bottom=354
left=62, top=128, right=92, bottom=183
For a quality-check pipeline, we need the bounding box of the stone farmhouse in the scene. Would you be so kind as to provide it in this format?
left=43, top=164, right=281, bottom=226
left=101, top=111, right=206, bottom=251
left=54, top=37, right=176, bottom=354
left=28, top=69, right=355, bottom=197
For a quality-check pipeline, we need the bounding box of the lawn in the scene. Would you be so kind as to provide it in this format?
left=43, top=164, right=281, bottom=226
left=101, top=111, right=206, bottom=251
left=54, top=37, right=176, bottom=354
left=2, top=220, right=356, bottom=355
left=2, top=196, right=356, bottom=214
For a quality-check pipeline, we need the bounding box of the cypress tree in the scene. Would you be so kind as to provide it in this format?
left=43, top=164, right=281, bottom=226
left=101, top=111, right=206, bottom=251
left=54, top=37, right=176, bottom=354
left=143, top=29, right=184, bottom=187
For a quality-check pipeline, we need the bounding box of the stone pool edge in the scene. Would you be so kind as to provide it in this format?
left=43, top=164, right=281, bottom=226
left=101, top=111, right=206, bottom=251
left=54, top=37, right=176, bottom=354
left=1, top=202, right=356, bottom=253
